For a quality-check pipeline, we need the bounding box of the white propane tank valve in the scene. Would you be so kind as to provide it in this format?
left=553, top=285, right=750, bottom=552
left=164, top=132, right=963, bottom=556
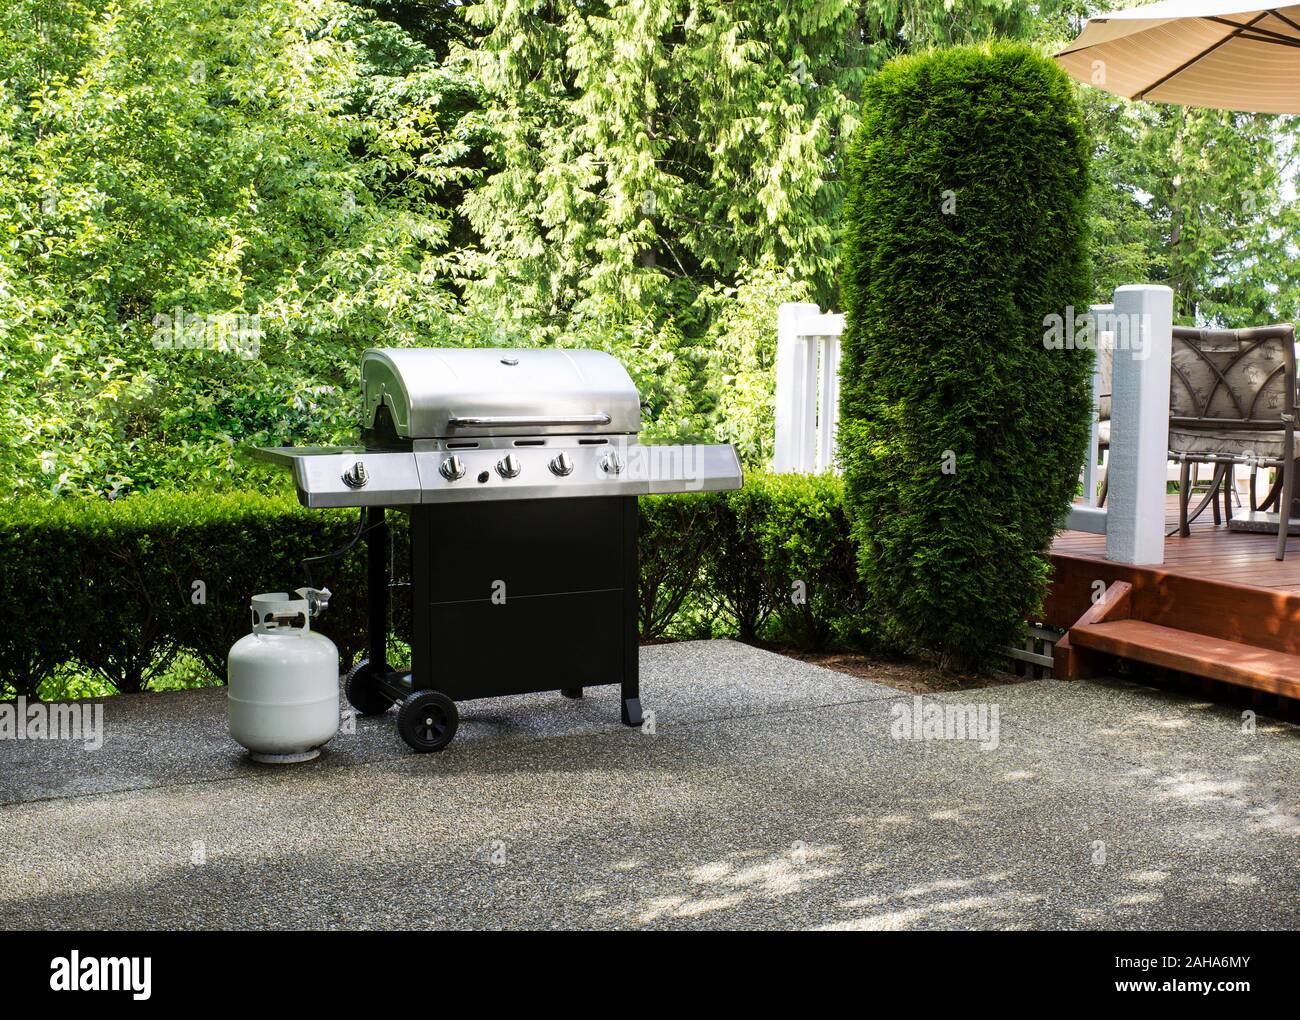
left=228, top=588, right=339, bottom=764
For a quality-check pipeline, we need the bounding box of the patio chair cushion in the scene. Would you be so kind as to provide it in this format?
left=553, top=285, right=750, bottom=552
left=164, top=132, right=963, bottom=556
left=1170, top=326, right=1293, bottom=422
left=1168, top=427, right=1285, bottom=462
left=1165, top=325, right=1295, bottom=466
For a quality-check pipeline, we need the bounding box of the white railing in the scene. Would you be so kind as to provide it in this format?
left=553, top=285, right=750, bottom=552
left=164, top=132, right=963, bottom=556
left=773, top=302, right=845, bottom=474
left=772, top=284, right=1175, bottom=565
left=1077, top=302, right=1109, bottom=523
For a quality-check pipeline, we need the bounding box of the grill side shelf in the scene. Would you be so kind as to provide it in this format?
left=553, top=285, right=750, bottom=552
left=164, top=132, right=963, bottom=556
left=255, top=448, right=422, bottom=507
left=250, top=445, right=364, bottom=469
left=639, top=444, right=743, bottom=495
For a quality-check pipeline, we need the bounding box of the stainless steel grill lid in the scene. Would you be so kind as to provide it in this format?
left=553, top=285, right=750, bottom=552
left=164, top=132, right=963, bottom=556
left=362, top=348, right=641, bottom=438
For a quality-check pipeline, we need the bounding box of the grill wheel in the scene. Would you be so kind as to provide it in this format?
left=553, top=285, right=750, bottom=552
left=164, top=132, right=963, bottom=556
left=397, top=690, right=459, bottom=753
left=344, top=658, right=394, bottom=717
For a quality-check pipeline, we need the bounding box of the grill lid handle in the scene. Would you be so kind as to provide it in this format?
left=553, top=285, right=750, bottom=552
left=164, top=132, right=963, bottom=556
left=446, top=413, right=613, bottom=429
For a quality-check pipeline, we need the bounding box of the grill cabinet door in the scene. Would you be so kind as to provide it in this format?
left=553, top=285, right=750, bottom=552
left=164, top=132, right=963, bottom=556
left=410, top=497, right=636, bottom=700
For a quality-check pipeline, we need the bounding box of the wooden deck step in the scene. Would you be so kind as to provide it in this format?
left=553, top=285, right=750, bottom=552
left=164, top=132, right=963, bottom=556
left=1070, top=619, right=1300, bottom=698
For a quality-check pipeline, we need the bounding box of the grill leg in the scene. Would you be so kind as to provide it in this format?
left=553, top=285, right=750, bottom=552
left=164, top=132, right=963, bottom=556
left=621, top=496, right=642, bottom=727
left=366, top=506, right=389, bottom=672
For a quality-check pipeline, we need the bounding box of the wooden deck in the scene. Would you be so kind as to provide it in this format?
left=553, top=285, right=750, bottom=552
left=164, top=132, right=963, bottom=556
left=1047, top=495, right=1300, bottom=697
left=1052, top=494, right=1300, bottom=595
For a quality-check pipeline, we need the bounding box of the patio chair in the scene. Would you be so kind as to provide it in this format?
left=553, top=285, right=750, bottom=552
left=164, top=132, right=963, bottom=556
left=1167, top=324, right=1297, bottom=561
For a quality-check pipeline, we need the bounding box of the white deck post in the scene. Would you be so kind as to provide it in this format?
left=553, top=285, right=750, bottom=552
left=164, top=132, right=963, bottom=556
left=1105, top=284, right=1174, bottom=565
left=774, top=302, right=820, bottom=473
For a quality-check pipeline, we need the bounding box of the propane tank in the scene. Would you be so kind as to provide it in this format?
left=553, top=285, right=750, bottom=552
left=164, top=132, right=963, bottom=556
left=228, top=588, right=339, bottom=763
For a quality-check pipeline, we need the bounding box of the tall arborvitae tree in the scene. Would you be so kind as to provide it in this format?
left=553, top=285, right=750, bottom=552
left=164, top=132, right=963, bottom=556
left=839, top=44, right=1093, bottom=669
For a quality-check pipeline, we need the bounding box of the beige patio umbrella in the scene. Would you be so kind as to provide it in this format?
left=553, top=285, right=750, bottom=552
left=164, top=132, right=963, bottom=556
left=1055, top=1, right=1300, bottom=114
left=1057, top=3, right=1300, bottom=542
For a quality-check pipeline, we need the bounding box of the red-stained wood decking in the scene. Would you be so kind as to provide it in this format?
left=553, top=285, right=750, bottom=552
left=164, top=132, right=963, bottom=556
left=1070, top=619, right=1300, bottom=697
left=1052, top=495, right=1300, bottom=595
left=1047, top=496, right=1300, bottom=695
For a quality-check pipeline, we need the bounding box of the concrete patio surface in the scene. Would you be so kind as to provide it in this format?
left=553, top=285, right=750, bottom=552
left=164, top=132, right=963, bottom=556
left=1, top=639, right=1297, bottom=930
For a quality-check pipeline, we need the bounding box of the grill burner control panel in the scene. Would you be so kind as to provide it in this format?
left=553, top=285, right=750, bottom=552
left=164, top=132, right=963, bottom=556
left=257, top=442, right=741, bottom=508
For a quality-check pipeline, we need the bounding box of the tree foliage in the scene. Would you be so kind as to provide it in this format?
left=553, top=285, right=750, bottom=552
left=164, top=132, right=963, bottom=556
left=0, top=0, right=472, bottom=495
left=1097, top=102, right=1300, bottom=324
left=456, top=0, right=865, bottom=323
left=0, top=0, right=1037, bottom=495
left=4, top=0, right=1298, bottom=500
left=1040, top=5, right=1300, bottom=323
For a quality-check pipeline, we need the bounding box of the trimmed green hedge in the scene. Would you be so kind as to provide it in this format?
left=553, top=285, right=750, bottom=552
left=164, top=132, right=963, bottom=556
left=749, top=474, right=864, bottom=651
left=0, top=493, right=375, bottom=697
left=838, top=44, right=1092, bottom=670
left=3, top=474, right=866, bottom=699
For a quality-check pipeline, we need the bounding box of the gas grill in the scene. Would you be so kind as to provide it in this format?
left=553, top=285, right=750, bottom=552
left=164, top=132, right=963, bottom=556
left=256, top=347, right=742, bottom=752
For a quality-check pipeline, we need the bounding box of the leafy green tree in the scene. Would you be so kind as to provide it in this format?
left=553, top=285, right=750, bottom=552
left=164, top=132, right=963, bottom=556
left=456, top=0, right=866, bottom=325
left=0, top=0, right=1197, bottom=497
left=0, top=0, right=471, bottom=495
left=1112, top=103, right=1300, bottom=325
left=456, top=0, right=1069, bottom=322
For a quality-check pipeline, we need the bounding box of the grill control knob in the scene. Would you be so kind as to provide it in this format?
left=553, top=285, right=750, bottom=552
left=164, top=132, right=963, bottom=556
left=600, top=450, right=624, bottom=475
left=549, top=452, right=574, bottom=477
left=341, top=461, right=368, bottom=489
left=496, top=453, right=522, bottom=479
left=439, top=455, right=466, bottom=482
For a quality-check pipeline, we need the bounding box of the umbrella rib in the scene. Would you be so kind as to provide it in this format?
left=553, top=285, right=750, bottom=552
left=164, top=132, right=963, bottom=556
left=1234, top=33, right=1300, bottom=47
left=1207, top=13, right=1300, bottom=48
left=1269, top=7, right=1300, bottom=34
left=1134, top=12, right=1269, bottom=100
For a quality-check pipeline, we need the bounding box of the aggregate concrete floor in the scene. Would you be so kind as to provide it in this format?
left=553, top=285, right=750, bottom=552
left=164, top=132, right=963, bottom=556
left=0, top=640, right=1297, bottom=930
